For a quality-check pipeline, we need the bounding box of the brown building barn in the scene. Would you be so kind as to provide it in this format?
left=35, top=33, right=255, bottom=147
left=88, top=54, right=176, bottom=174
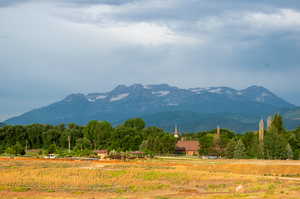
left=176, top=140, right=200, bottom=156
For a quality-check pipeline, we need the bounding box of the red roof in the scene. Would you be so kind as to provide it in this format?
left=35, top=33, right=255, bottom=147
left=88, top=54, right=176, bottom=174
left=94, top=150, right=108, bottom=154
left=176, top=140, right=200, bottom=151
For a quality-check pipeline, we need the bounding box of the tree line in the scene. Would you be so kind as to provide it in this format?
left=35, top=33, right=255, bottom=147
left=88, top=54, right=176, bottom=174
left=0, top=118, right=176, bottom=156
left=0, top=114, right=299, bottom=159
left=185, top=114, right=300, bottom=160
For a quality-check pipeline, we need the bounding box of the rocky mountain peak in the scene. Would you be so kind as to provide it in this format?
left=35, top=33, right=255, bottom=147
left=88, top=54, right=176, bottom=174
left=5, top=83, right=296, bottom=130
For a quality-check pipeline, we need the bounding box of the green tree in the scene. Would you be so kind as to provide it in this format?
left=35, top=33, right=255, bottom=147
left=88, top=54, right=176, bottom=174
left=83, top=120, right=112, bottom=149
left=140, top=127, right=171, bottom=154
left=47, top=144, right=57, bottom=154
left=140, top=132, right=176, bottom=155
left=287, top=128, right=300, bottom=160
left=224, top=139, right=236, bottom=159
left=5, top=147, right=16, bottom=156
left=142, top=126, right=165, bottom=139
left=233, top=139, right=247, bottom=159
left=60, top=129, right=72, bottom=149
left=26, top=124, right=45, bottom=149
left=0, top=145, right=5, bottom=154
left=269, top=114, right=284, bottom=134
left=286, top=143, right=294, bottom=160
left=14, top=142, right=25, bottom=155
left=75, top=138, right=92, bottom=151
left=264, top=130, right=288, bottom=159
left=242, top=132, right=259, bottom=158
left=110, top=126, right=143, bottom=151
left=123, top=118, right=146, bottom=130
left=42, top=129, right=61, bottom=147
left=198, top=133, right=214, bottom=156
left=95, top=121, right=113, bottom=149
left=5, top=142, right=25, bottom=155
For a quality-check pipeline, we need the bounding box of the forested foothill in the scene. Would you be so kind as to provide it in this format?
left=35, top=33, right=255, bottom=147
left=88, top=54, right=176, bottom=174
left=0, top=114, right=299, bottom=160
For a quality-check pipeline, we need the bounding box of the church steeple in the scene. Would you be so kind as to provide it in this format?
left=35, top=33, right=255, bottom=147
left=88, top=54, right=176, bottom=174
left=174, top=125, right=180, bottom=138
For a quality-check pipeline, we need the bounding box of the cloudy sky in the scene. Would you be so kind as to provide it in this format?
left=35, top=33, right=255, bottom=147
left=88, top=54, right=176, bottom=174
left=1, top=0, right=300, bottom=121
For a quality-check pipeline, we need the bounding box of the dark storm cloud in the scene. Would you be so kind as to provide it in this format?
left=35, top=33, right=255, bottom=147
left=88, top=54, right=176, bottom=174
left=60, top=0, right=300, bottom=22
left=60, top=0, right=138, bottom=6
left=233, top=32, right=300, bottom=72
left=0, top=0, right=31, bottom=7
left=0, top=0, right=300, bottom=121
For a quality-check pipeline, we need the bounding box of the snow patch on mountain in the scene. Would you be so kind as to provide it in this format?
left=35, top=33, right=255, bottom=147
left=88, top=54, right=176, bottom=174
left=87, top=95, right=107, bottom=102
left=96, top=95, right=107, bottom=100
left=208, top=88, right=223, bottom=94
left=152, top=91, right=170, bottom=96
left=87, top=98, right=95, bottom=102
left=167, top=103, right=179, bottom=106
left=110, top=93, right=129, bottom=102
left=255, top=92, right=271, bottom=102
left=190, top=88, right=207, bottom=94
left=143, top=85, right=151, bottom=89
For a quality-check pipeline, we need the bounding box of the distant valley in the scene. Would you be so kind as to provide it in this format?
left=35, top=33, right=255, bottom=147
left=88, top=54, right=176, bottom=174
left=4, top=84, right=300, bottom=132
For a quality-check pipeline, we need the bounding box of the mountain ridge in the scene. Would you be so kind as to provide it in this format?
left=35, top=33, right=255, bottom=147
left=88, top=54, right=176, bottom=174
left=4, top=84, right=297, bottom=132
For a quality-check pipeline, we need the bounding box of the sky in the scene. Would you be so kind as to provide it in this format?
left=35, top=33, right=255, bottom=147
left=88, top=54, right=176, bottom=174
left=1, top=0, right=300, bottom=121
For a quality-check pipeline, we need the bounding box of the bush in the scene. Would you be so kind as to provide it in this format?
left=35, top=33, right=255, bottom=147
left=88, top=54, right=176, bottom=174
left=5, top=147, right=16, bottom=156
left=5, top=142, right=25, bottom=156
left=47, top=144, right=57, bottom=154
left=14, top=142, right=25, bottom=155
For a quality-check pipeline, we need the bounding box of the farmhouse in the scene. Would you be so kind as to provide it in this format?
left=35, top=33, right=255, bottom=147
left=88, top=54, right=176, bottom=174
left=175, top=140, right=200, bottom=156
left=94, top=149, right=109, bottom=159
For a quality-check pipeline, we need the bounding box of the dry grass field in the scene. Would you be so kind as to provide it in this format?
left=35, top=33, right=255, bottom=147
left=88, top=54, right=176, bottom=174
left=0, top=157, right=300, bottom=199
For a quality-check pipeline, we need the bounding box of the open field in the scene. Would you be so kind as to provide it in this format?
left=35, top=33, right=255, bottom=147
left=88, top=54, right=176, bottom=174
left=1, top=157, right=300, bottom=199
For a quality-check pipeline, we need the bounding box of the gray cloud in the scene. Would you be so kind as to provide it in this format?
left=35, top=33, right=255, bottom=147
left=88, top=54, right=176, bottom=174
left=61, top=0, right=138, bottom=6
left=0, top=0, right=31, bottom=7
left=0, top=0, right=300, bottom=121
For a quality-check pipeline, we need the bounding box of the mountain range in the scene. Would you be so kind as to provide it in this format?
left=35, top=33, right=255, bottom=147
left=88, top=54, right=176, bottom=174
left=4, top=84, right=300, bottom=132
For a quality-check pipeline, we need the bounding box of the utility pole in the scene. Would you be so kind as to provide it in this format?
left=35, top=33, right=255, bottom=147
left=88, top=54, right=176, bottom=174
left=68, top=135, right=71, bottom=153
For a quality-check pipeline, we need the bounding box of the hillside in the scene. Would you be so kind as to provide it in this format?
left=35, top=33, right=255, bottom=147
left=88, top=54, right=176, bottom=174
left=138, top=111, right=257, bottom=133
left=4, top=84, right=298, bottom=132
left=283, top=108, right=300, bottom=121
